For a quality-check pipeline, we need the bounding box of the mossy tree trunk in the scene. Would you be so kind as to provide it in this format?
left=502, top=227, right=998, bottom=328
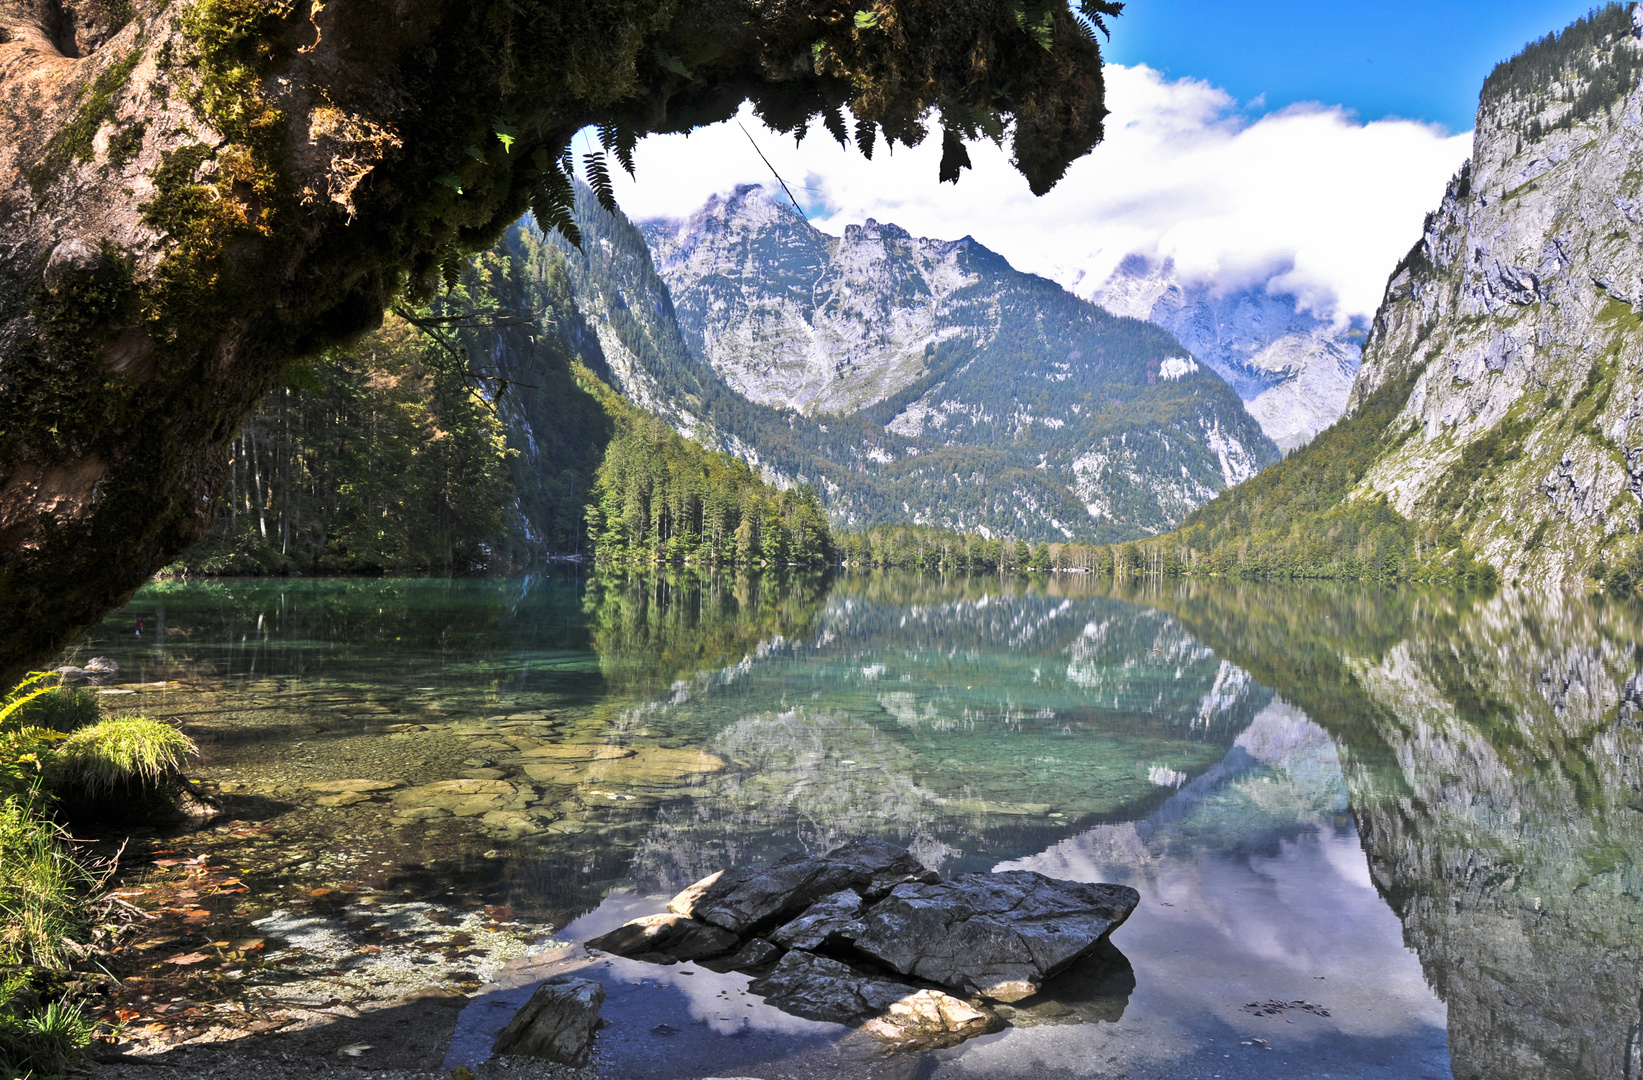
left=0, top=0, right=1115, bottom=684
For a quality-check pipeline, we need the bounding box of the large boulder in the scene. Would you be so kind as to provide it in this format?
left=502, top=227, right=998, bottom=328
left=585, top=838, right=1138, bottom=1048
left=747, top=951, right=998, bottom=1049
left=769, top=888, right=865, bottom=952
left=584, top=913, right=739, bottom=964
left=848, top=872, right=1139, bottom=1002
left=492, top=977, right=605, bottom=1065
left=668, top=836, right=937, bottom=935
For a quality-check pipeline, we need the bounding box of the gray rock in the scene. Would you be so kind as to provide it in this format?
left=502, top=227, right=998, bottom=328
left=492, top=976, right=605, bottom=1065
left=701, top=937, right=783, bottom=974
left=747, top=950, right=997, bottom=1048
left=43, top=237, right=104, bottom=294
left=769, top=888, right=865, bottom=951
left=584, top=913, right=739, bottom=963
left=669, top=836, right=937, bottom=935
left=849, top=871, right=1139, bottom=1002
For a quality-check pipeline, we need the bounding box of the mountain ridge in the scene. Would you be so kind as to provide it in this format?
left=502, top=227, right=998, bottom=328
left=602, top=184, right=1278, bottom=542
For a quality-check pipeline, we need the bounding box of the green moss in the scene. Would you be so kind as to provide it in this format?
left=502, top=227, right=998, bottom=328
left=104, top=120, right=147, bottom=169
left=26, top=49, right=144, bottom=196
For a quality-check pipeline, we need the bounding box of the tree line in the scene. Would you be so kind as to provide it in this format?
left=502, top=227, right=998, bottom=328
left=579, top=367, right=834, bottom=568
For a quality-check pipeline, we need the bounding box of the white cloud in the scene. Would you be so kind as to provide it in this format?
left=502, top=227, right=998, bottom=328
left=605, top=64, right=1471, bottom=323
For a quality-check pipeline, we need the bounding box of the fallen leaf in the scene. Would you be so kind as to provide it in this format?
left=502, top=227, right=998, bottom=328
left=306, top=888, right=334, bottom=899
left=165, top=953, right=210, bottom=966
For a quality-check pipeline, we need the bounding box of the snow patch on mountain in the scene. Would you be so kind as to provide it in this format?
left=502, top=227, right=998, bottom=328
left=1090, top=255, right=1364, bottom=452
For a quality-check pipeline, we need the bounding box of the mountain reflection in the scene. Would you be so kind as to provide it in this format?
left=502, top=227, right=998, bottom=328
left=1143, top=581, right=1643, bottom=1080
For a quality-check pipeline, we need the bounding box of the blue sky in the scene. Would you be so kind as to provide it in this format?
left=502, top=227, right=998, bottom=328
left=1103, top=0, right=1609, bottom=131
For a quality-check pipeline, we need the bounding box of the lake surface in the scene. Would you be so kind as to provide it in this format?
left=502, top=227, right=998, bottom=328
left=68, top=572, right=1643, bottom=1079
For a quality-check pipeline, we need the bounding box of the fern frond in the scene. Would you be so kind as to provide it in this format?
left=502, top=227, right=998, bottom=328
left=584, top=152, right=617, bottom=213
left=530, top=161, right=582, bottom=248
left=822, top=106, right=849, bottom=148
left=1078, top=0, right=1123, bottom=39
left=855, top=118, right=876, bottom=160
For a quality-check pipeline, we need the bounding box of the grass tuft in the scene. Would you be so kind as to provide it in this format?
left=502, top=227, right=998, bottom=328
left=0, top=797, right=85, bottom=972
left=50, top=717, right=196, bottom=798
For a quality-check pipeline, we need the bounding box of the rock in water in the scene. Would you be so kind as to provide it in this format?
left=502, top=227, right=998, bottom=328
left=769, top=888, right=865, bottom=951
left=590, top=838, right=1136, bottom=1047
left=849, top=872, right=1139, bottom=1002
left=670, top=836, right=937, bottom=935
left=492, top=977, right=605, bottom=1065
left=585, top=914, right=739, bottom=963
left=747, top=951, right=999, bottom=1048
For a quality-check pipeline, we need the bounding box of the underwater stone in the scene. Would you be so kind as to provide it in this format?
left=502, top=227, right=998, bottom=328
left=308, top=779, right=403, bottom=793
left=492, top=976, right=605, bottom=1065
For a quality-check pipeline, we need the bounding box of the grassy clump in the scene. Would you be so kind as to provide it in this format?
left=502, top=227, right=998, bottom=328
left=50, top=716, right=197, bottom=799
left=0, top=798, right=86, bottom=972
left=0, top=799, right=93, bottom=1077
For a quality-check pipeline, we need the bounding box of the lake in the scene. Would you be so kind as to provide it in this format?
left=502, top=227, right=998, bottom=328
left=67, top=572, right=1643, bottom=1080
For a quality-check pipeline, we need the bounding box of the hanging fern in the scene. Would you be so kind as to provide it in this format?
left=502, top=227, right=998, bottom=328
left=584, top=151, right=618, bottom=213
left=598, top=122, right=639, bottom=178
left=855, top=118, right=876, bottom=159
left=821, top=106, right=849, bottom=148
left=529, top=146, right=582, bottom=248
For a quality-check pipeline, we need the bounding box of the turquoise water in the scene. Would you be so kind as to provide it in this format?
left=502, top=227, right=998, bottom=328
left=73, top=572, right=1643, bottom=1079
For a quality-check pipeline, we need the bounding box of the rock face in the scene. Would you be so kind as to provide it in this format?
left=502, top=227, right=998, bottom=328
left=587, top=837, right=1138, bottom=1047
left=492, top=976, right=605, bottom=1065
left=617, top=186, right=1277, bottom=542
left=1281, top=5, right=1643, bottom=584
left=1092, top=255, right=1364, bottom=453
left=849, top=872, right=1139, bottom=1002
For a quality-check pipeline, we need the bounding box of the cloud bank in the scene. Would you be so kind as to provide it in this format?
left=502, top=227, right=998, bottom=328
left=606, top=64, right=1472, bottom=323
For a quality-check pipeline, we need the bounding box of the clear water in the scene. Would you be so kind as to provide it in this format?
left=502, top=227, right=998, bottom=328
left=71, top=572, right=1643, bottom=1079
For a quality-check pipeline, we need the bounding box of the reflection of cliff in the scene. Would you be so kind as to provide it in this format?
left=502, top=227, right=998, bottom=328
left=1148, top=581, right=1643, bottom=1080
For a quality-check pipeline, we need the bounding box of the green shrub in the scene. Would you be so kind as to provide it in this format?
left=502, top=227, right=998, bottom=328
left=49, top=717, right=196, bottom=800
left=1, top=686, right=98, bottom=736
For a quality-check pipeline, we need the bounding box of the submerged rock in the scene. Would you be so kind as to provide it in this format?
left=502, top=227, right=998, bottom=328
left=492, top=976, right=605, bottom=1065
left=849, top=871, right=1139, bottom=1002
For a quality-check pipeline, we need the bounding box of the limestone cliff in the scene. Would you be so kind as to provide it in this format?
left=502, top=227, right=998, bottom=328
left=1349, top=3, right=1643, bottom=584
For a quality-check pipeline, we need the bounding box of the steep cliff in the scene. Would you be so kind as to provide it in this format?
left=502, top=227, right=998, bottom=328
left=1151, top=581, right=1643, bottom=1080
left=1347, top=3, right=1643, bottom=585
